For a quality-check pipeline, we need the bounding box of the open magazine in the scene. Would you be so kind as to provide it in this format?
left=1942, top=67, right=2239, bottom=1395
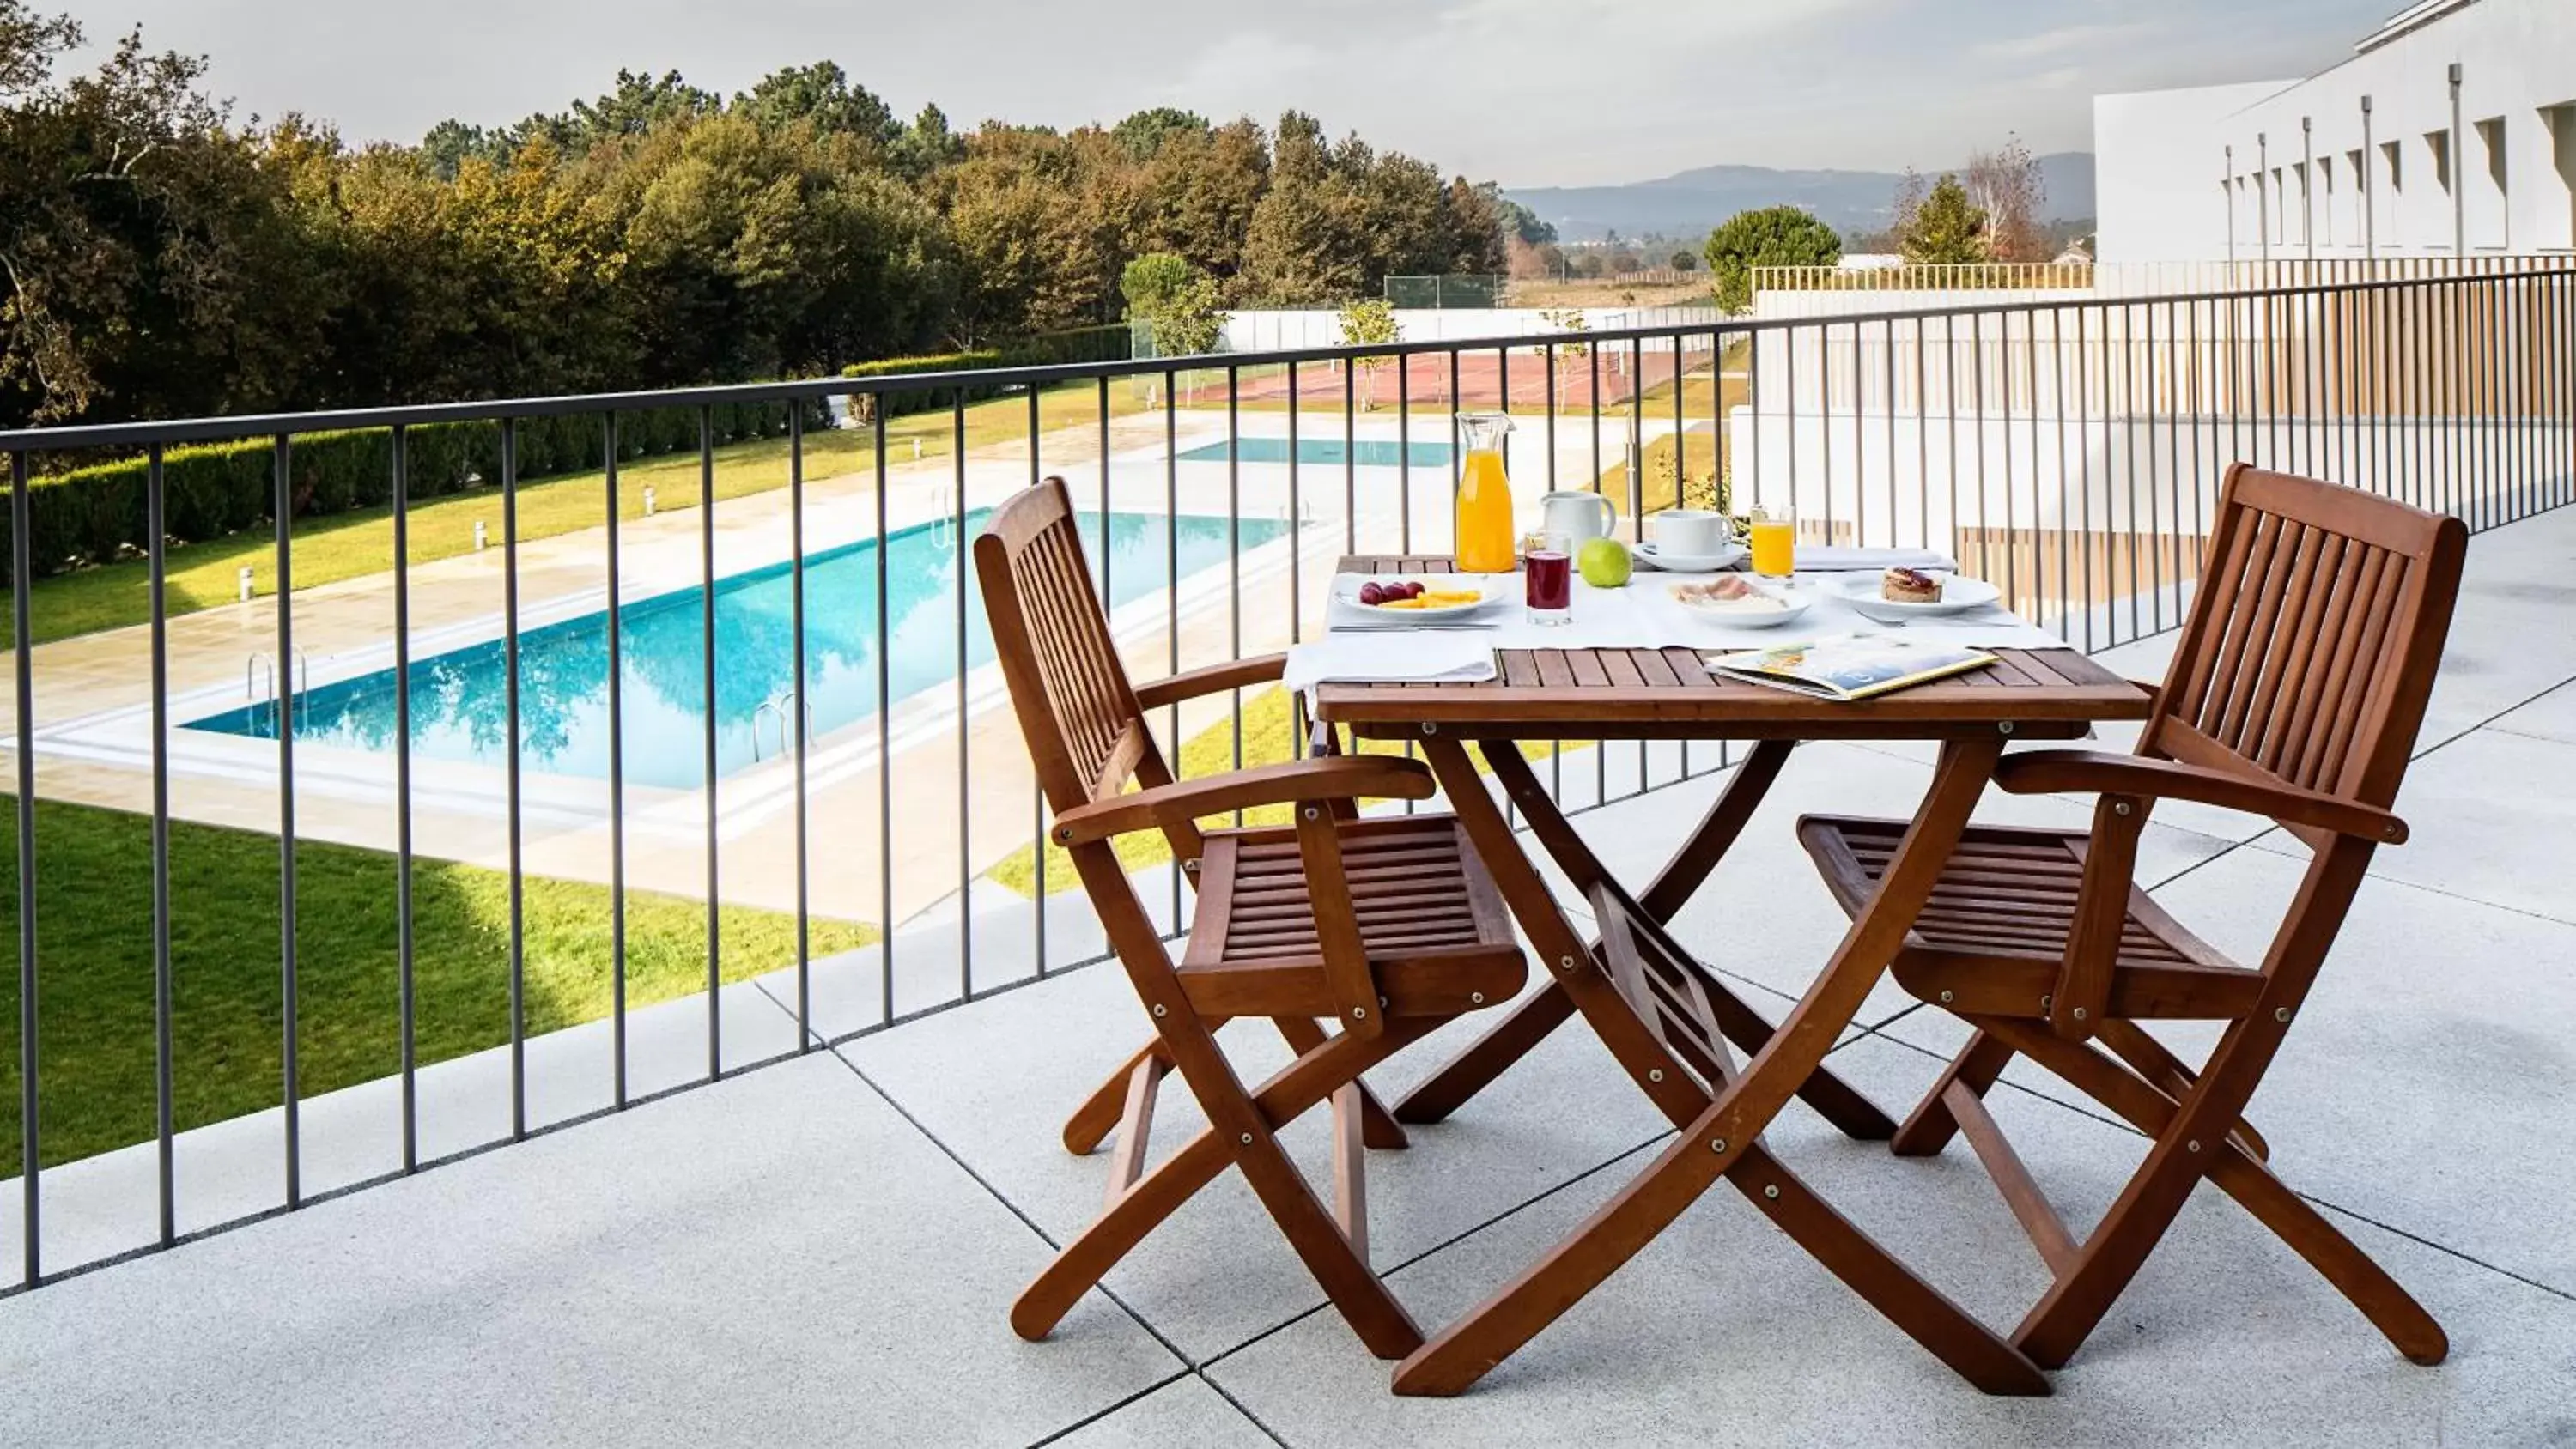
left=1704, top=634, right=1997, bottom=702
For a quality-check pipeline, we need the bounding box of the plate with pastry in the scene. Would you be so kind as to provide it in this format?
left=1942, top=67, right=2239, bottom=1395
left=1333, top=573, right=1501, bottom=621
left=1834, top=567, right=2002, bottom=622
left=1668, top=574, right=1813, bottom=628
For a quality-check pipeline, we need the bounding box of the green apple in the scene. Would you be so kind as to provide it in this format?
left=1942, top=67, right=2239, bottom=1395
left=1577, top=537, right=1632, bottom=589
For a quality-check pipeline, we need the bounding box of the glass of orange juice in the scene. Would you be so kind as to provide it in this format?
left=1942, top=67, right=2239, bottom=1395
left=1748, top=508, right=1795, bottom=581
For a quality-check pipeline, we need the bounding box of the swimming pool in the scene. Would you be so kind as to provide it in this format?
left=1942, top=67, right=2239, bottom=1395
left=1178, top=437, right=1455, bottom=469
left=185, top=510, right=1291, bottom=789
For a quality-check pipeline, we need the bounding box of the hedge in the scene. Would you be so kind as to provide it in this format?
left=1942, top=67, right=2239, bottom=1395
left=15, top=336, right=1134, bottom=584
left=8, top=397, right=827, bottom=584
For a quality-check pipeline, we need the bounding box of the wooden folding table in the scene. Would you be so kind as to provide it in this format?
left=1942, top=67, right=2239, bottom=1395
left=1311, top=555, right=2155, bottom=1397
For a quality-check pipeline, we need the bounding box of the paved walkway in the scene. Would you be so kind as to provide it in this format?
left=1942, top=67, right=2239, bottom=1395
left=3, top=507, right=2573, bottom=1446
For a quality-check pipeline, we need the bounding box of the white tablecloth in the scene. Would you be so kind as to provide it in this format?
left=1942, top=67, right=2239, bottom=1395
left=1290, top=572, right=2068, bottom=692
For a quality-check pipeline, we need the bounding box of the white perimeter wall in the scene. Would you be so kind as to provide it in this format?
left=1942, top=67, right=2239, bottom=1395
left=1218, top=306, right=1720, bottom=354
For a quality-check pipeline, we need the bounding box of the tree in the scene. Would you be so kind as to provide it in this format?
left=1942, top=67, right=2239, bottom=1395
left=1965, top=136, right=2047, bottom=263
left=1668, top=251, right=1697, bottom=273
left=735, top=62, right=897, bottom=146
left=1110, top=106, right=1206, bottom=161
left=1540, top=306, right=1589, bottom=401
left=1337, top=296, right=1400, bottom=410
left=1893, top=173, right=1987, bottom=265
left=1701, top=205, right=1840, bottom=312
left=1119, top=252, right=1192, bottom=316
left=1146, top=272, right=1225, bottom=357
left=1485, top=185, right=1554, bottom=245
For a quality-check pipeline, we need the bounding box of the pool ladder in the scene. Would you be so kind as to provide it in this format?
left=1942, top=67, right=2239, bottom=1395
left=750, top=689, right=812, bottom=761
left=246, top=650, right=310, bottom=730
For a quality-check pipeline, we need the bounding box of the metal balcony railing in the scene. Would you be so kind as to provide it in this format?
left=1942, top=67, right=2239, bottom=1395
left=3, top=264, right=2572, bottom=1294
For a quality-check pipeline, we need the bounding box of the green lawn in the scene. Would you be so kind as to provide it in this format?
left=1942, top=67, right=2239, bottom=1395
left=7, top=374, right=1171, bottom=649
left=0, top=797, right=872, bottom=1169
left=987, top=686, right=1594, bottom=896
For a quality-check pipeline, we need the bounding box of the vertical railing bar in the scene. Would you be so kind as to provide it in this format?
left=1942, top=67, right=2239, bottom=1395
left=1286, top=364, right=1302, bottom=660
left=2052, top=310, right=2069, bottom=641
left=11, top=450, right=36, bottom=1283
left=391, top=427, right=417, bottom=1168
left=1944, top=314, right=1959, bottom=594
left=1398, top=352, right=1413, bottom=555
left=1342, top=361, right=1357, bottom=559
left=502, top=419, right=526, bottom=1137
left=1968, top=314, right=1987, bottom=588
left=1853, top=318, right=1867, bottom=549
left=953, top=395, right=975, bottom=987
left=605, top=415, right=629, bottom=1107
left=698, top=409, right=720, bottom=1076
left=1164, top=373, right=1182, bottom=935
left=1546, top=340, right=1561, bottom=802
left=1591, top=336, right=1605, bottom=806
left=1498, top=343, right=1516, bottom=825
left=1029, top=386, right=1046, bottom=975
left=1227, top=367, right=1243, bottom=822
left=877, top=402, right=895, bottom=1003
left=790, top=405, right=811, bottom=1046
left=2123, top=305, right=2141, bottom=646
left=1627, top=336, right=1643, bottom=797
left=2142, top=302, right=2160, bottom=635
left=147, top=444, right=174, bottom=1241
left=2076, top=306, right=2094, bottom=652
left=1098, top=376, right=1114, bottom=630
left=272, top=433, right=300, bottom=1209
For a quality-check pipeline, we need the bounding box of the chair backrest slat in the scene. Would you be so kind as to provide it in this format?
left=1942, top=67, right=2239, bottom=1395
left=975, top=479, right=1157, bottom=813
left=2144, top=464, right=2467, bottom=811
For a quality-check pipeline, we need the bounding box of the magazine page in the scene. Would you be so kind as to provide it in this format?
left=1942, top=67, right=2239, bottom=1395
left=1704, top=634, right=1997, bottom=701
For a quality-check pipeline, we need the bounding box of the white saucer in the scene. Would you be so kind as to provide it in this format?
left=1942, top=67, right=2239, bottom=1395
left=1635, top=541, right=1748, bottom=574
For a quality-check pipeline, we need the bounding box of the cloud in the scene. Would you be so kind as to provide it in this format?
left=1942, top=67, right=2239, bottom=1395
left=1976, top=21, right=2163, bottom=63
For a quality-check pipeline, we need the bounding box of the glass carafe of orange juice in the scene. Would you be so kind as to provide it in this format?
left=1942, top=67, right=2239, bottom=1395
left=1454, top=412, right=1517, bottom=573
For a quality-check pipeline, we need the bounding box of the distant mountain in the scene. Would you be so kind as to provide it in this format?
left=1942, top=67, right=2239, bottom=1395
left=1509, top=153, right=2095, bottom=243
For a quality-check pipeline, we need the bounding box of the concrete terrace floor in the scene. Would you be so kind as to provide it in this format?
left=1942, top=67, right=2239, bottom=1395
left=4, top=506, right=2576, bottom=1446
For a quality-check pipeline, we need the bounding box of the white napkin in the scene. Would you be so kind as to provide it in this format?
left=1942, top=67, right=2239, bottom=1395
left=1795, top=547, right=1959, bottom=573
left=1285, top=634, right=1498, bottom=695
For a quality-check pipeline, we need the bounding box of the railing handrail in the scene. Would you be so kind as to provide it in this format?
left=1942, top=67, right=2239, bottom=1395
left=8, top=263, right=2573, bottom=456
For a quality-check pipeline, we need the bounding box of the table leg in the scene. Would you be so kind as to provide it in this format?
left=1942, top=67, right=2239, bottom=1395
left=1480, top=743, right=1897, bottom=1142
left=1391, top=738, right=1803, bottom=1124
left=1394, top=737, right=2046, bottom=1397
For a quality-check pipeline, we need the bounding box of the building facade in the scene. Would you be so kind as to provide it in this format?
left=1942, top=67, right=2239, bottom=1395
left=2096, top=0, right=2576, bottom=263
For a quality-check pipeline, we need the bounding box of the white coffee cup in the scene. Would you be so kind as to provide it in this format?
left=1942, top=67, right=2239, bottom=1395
left=1649, top=509, right=1730, bottom=558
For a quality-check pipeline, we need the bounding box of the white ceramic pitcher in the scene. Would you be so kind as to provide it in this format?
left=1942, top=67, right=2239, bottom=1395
left=1535, top=490, right=1615, bottom=550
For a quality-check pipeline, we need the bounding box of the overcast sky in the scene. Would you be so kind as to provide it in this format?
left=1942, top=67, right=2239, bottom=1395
left=58, top=0, right=2397, bottom=185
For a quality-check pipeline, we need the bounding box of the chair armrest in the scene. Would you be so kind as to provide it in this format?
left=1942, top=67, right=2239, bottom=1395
left=1993, top=750, right=2407, bottom=844
left=1051, top=755, right=1435, bottom=845
left=1133, top=654, right=1288, bottom=712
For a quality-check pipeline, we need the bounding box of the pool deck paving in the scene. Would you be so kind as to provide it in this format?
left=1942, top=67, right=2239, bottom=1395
left=2, top=504, right=2572, bottom=1446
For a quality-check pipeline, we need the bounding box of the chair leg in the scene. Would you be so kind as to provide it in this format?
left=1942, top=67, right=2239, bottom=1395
left=1890, top=1031, right=2014, bottom=1158
left=1065, top=1020, right=1408, bottom=1155
left=1275, top=1016, right=1408, bottom=1149
left=1987, top=1016, right=2446, bottom=1367
left=2095, top=1020, right=2270, bottom=1162
left=1018, top=1016, right=1432, bottom=1355
left=1065, top=1040, right=1163, bottom=1155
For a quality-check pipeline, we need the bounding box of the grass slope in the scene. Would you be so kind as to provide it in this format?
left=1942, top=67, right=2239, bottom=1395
left=0, top=797, right=872, bottom=1169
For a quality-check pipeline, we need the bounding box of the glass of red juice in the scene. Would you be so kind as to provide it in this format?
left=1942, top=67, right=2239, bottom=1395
left=1524, top=550, right=1572, bottom=626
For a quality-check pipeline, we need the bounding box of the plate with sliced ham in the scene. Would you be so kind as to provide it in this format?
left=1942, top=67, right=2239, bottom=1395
left=1668, top=575, right=1813, bottom=628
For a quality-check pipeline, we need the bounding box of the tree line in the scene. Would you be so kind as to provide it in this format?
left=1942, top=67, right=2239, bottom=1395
left=0, top=3, right=1513, bottom=433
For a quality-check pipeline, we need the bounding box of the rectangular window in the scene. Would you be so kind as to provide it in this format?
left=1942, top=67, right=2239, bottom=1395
left=2348, top=149, right=2369, bottom=244
left=2381, top=138, right=2404, bottom=248
left=2545, top=102, right=2576, bottom=251
left=2272, top=167, right=2287, bottom=243
left=2293, top=161, right=2311, bottom=245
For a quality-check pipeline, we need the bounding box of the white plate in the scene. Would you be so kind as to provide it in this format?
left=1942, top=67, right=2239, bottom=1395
left=1668, top=579, right=1814, bottom=629
left=1332, top=573, right=1501, bottom=621
left=1834, top=572, right=2003, bottom=621
left=1635, top=541, right=1748, bottom=573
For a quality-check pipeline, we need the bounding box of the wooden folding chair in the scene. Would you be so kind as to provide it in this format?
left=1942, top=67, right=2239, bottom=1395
left=975, top=478, right=1528, bottom=1359
left=1798, top=464, right=2465, bottom=1370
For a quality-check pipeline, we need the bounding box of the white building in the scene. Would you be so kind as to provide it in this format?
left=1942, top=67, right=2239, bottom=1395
left=2096, top=0, right=2576, bottom=263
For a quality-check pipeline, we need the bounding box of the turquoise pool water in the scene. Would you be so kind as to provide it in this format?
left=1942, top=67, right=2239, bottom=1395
left=185, top=510, right=1291, bottom=789
left=1178, top=437, right=1454, bottom=469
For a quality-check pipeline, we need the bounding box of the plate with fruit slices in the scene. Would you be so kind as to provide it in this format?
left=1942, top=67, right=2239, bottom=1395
left=1334, top=574, right=1502, bottom=621
left=1833, top=567, right=2003, bottom=622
